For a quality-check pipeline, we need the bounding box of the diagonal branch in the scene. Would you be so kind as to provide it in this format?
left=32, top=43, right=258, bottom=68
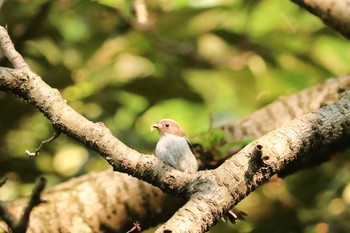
left=3, top=169, right=182, bottom=232
left=0, top=177, right=46, bottom=233
left=222, top=76, right=350, bottom=141
left=0, top=67, right=191, bottom=195
left=1, top=75, right=348, bottom=232
left=14, top=177, right=47, bottom=233
left=0, top=26, right=30, bottom=71
left=291, top=0, right=350, bottom=39
left=1, top=24, right=350, bottom=232
left=221, top=75, right=350, bottom=176
left=156, top=90, right=350, bottom=232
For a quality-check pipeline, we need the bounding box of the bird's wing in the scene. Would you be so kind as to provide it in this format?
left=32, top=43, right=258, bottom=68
left=186, top=138, right=196, bottom=155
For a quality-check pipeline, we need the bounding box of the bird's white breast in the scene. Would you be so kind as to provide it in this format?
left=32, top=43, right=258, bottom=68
left=155, top=134, right=198, bottom=172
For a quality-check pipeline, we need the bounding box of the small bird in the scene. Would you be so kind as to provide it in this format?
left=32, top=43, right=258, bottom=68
left=151, top=119, right=198, bottom=172
left=151, top=118, right=247, bottom=223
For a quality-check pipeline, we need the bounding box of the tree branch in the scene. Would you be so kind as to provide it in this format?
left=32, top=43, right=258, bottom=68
left=0, top=177, right=6, bottom=187
left=0, top=24, right=195, bottom=194
left=2, top=24, right=350, bottom=232
left=221, top=76, right=350, bottom=175
left=0, top=204, right=16, bottom=231
left=156, top=90, right=350, bottom=232
left=15, top=177, right=46, bottom=233
left=2, top=73, right=348, bottom=231
left=222, top=76, right=350, bottom=141
left=132, top=0, right=149, bottom=26
left=0, top=26, right=30, bottom=71
left=0, top=66, right=192, bottom=196
left=3, top=169, right=181, bottom=232
left=0, top=177, right=46, bottom=233
left=291, top=0, right=350, bottom=39
left=25, top=130, right=61, bottom=157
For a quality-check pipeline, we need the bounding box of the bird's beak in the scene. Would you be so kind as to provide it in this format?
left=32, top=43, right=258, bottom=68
left=151, top=123, right=162, bottom=132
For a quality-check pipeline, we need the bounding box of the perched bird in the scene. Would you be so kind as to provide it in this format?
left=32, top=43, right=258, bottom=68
left=151, top=118, right=247, bottom=222
left=151, top=119, right=198, bottom=172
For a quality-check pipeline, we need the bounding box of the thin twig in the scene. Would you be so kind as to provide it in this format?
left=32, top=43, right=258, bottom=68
left=25, top=130, right=61, bottom=157
left=14, top=177, right=47, bottom=233
left=126, top=221, right=142, bottom=233
left=0, top=0, right=6, bottom=10
left=0, top=204, right=15, bottom=230
left=0, top=177, right=47, bottom=233
left=0, top=177, right=14, bottom=229
left=132, top=0, right=149, bottom=25
left=0, top=177, right=7, bottom=187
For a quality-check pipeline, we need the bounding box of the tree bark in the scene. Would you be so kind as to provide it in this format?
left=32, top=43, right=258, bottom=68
left=1, top=75, right=350, bottom=232
left=2, top=169, right=181, bottom=233
left=292, top=0, right=350, bottom=38
left=2, top=23, right=350, bottom=232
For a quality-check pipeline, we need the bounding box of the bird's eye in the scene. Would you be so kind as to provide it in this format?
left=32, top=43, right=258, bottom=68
left=165, top=124, right=169, bottom=127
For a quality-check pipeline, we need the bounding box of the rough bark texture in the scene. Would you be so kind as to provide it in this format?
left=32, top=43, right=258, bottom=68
left=0, top=27, right=30, bottom=71
left=0, top=67, right=193, bottom=196
left=1, top=23, right=350, bottom=232
left=222, top=76, right=350, bottom=141
left=221, top=76, right=350, bottom=175
left=155, top=90, right=350, bottom=232
left=2, top=75, right=350, bottom=232
left=292, top=0, right=350, bottom=38
left=3, top=169, right=181, bottom=233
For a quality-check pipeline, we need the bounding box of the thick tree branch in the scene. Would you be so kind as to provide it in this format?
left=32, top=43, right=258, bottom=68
left=291, top=0, right=350, bottom=39
left=2, top=24, right=350, bottom=232
left=3, top=170, right=181, bottom=232
left=156, top=90, right=350, bottom=232
left=222, top=76, right=350, bottom=141
left=3, top=63, right=350, bottom=232
left=0, top=25, right=195, bottom=195
left=2, top=74, right=348, bottom=231
left=221, top=76, right=350, bottom=175
left=0, top=67, right=193, bottom=196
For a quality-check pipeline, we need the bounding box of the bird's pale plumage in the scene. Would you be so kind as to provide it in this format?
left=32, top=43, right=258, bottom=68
left=151, top=119, right=198, bottom=172
left=151, top=119, right=247, bottom=222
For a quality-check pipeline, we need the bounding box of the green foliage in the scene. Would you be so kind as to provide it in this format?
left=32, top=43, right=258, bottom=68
left=1, top=0, right=350, bottom=232
left=194, top=128, right=255, bottom=161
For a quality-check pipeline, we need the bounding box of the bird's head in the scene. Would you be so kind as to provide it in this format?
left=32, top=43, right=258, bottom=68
left=151, top=119, right=185, bottom=137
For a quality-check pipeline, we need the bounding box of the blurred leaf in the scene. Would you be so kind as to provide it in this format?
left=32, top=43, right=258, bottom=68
left=123, top=76, right=203, bottom=104
left=51, top=12, right=90, bottom=42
